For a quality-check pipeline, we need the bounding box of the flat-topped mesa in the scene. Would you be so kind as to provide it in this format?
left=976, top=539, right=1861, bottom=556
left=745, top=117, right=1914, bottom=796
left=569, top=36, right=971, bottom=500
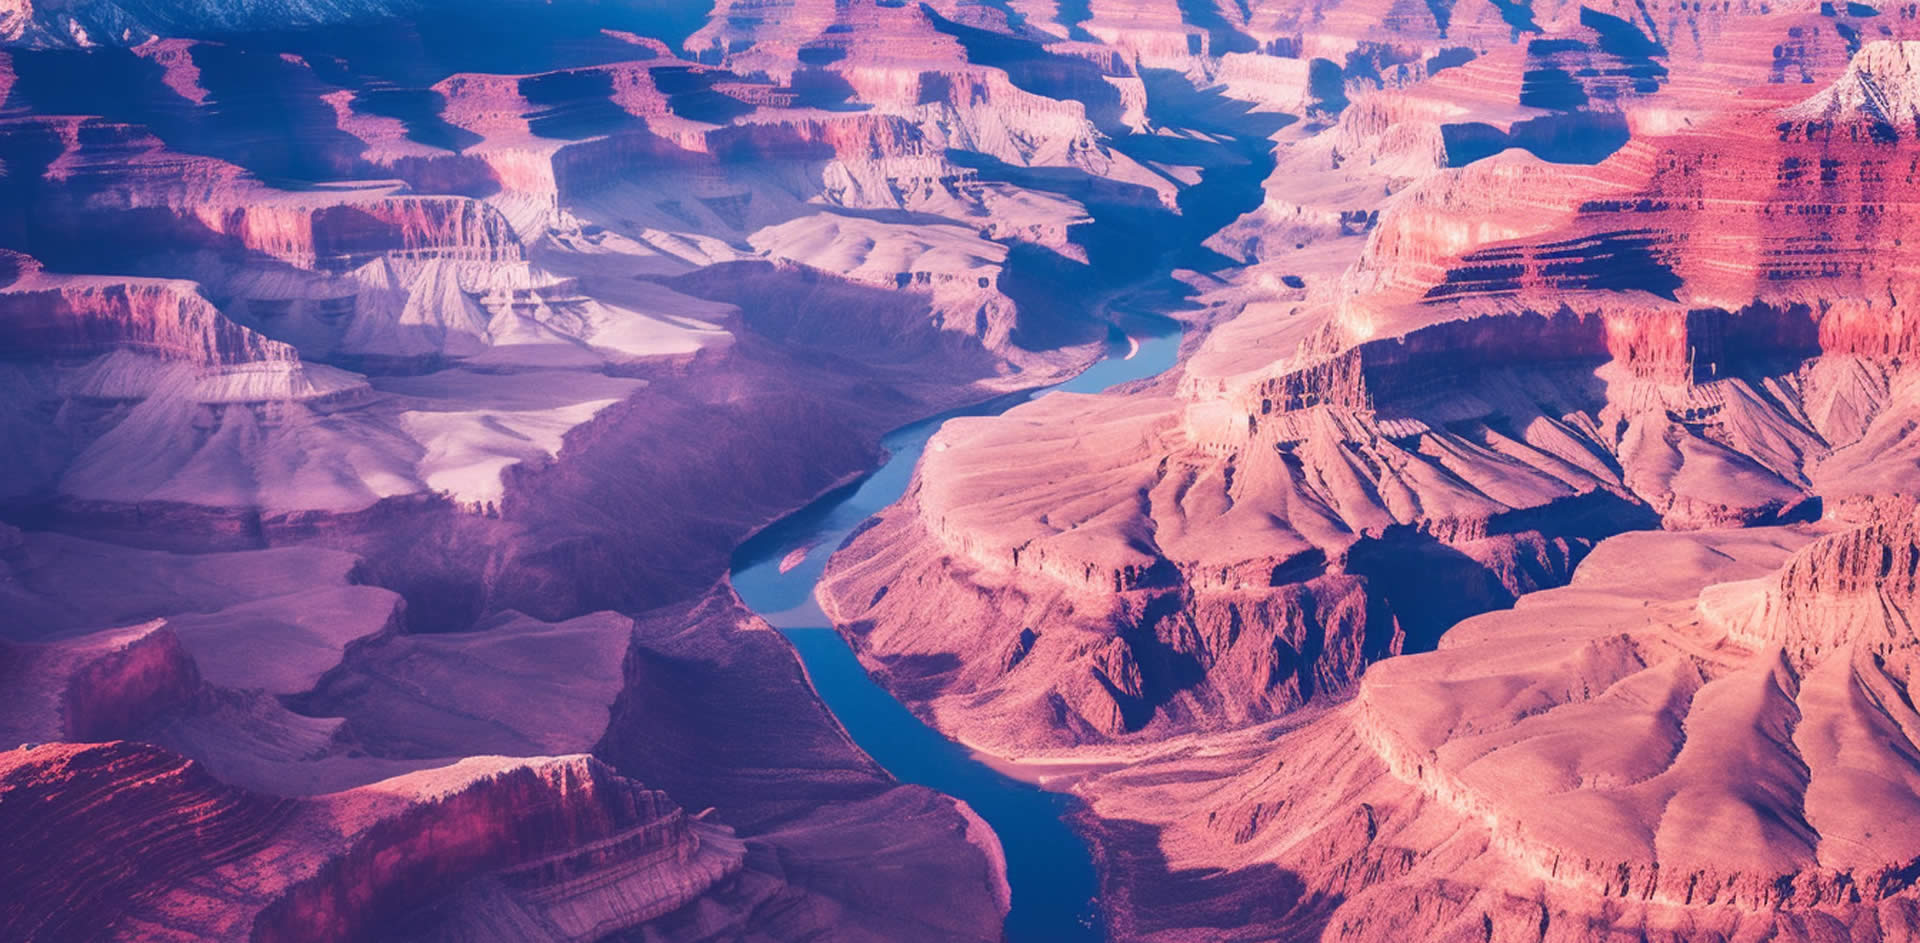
left=691, top=0, right=969, bottom=82
left=0, top=255, right=297, bottom=367
left=0, top=118, right=525, bottom=273
left=696, top=0, right=1141, bottom=154
left=221, top=197, right=525, bottom=272
left=445, top=89, right=966, bottom=210
left=1341, top=37, right=1920, bottom=317
left=1337, top=149, right=1641, bottom=311
left=432, top=71, right=545, bottom=140
left=1205, top=296, right=1813, bottom=459
left=0, top=741, right=743, bottom=942
left=423, top=59, right=678, bottom=149
left=463, top=106, right=971, bottom=218
left=4, top=116, right=250, bottom=195
left=1387, top=53, right=1920, bottom=332
left=1079, top=0, right=1208, bottom=68
left=1703, top=510, right=1920, bottom=668
left=909, top=395, right=1180, bottom=595
left=1233, top=42, right=1920, bottom=434
left=253, top=756, right=737, bottom=943
left=843, top=64, right=1106, bottom=146
left=0, top=622, right=205, bottom=746
left=819, top=385, right=1426, bottom=746
left=1212, top=52, right=1318, bottom=115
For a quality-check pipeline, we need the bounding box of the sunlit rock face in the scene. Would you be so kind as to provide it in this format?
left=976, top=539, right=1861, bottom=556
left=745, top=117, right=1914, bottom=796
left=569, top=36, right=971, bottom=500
left=0, top=741, right=745, bottom=943
left=1074, top=522, right=1920, bottom=942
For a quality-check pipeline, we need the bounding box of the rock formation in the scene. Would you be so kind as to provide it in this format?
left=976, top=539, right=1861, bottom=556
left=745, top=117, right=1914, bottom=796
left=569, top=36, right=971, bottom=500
left=1073, top=519, right=1920, bottom=939
left=0, top=740, right=744, bottom=943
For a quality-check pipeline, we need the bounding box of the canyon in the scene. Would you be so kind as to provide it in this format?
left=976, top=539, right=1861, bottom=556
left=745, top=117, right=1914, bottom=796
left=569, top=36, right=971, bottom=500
left=815, top=8, right=1920, bottom=943
left=8, top=0, right=1920, bottom=941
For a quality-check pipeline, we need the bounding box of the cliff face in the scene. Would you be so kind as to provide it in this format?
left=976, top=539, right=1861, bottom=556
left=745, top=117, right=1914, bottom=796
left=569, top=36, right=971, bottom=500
left=827, top=33, right=1920, bottom=754
left=251, top=757, right=739, bottom=943
left=1704, top=506, right=1920, bottom=668
left=0, top=0, right=1326, bottom=940
left=0, top=534, right=750, bottom=940
left=1075, top=523, right=1920, bottom=940
left=0, top=3, right=1124, bottom=920
left=826, top=494, right=1401, bottom=745
left=237, top=198, right=523, bottom=272
left=0, top=508, right=1009, bottom=941
left=0, top=622, right=205, bottom=745
left=0, top=742, right=298, bottom=942
left=817, top=380, right=1611, bottom=749
left=0, top=254, right=297, bottom=366
left=0, top=118, right=524, bottom=273
left=0, top=741, right=743, bottom=943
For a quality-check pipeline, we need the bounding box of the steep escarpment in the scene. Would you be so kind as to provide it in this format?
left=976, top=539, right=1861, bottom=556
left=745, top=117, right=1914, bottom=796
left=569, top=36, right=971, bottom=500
left=0, top=2, right=1432, bottom=942
left=592, top=591, right=1010, bottom=942
left=0, top=18, right=1111, bottom=925
left=0, top=513, right=1006, bottom=941
left=31, top=2, right=1920, bottom=942
left=0, top=741, right=744, bottom=943
left=819, top=375, right=1624, bottom=750
left=0, top=622, right=204, bottom=745
left=0, top=250, right=296, bottom=367
left=0, top=742, right=297, bottom=942
left=0, top=118, right=523, bottom=273
left=0, top=541, right=748, bottom=939
left=250, top=756, right=739, bottom=943
left=1078, top=519, right=1920, bottom=939
left=1702, top=504, right=1920, bottom=668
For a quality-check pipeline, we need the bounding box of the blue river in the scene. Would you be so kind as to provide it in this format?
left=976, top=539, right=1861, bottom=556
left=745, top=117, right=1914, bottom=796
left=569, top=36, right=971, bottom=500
left=729, top=324, right=1181, bottom=942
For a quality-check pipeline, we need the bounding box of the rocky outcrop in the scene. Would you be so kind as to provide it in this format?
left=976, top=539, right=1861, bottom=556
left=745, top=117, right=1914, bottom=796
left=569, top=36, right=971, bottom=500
left=1074, top=523, right=1920, bottom=940
left=0, top=252, right=295, bottom=366
left=0, top=623, right=204, bottom=745
left=0, top=118, right=524, bottom=273
left=1703, top=506, right=1920, bottom=668
left=0, top=741, right=744, bottom=943
left=251, top=756, right=739, bottom=943
left=0, top=741, right=297, bottom=941
left=1782, top=41, right=1920, bottom=138
left=31, top=3, right=1920, bottom=943
left=591, top=590, right=1011, bottom=942
left=228, top=198, right=524, bottom=272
